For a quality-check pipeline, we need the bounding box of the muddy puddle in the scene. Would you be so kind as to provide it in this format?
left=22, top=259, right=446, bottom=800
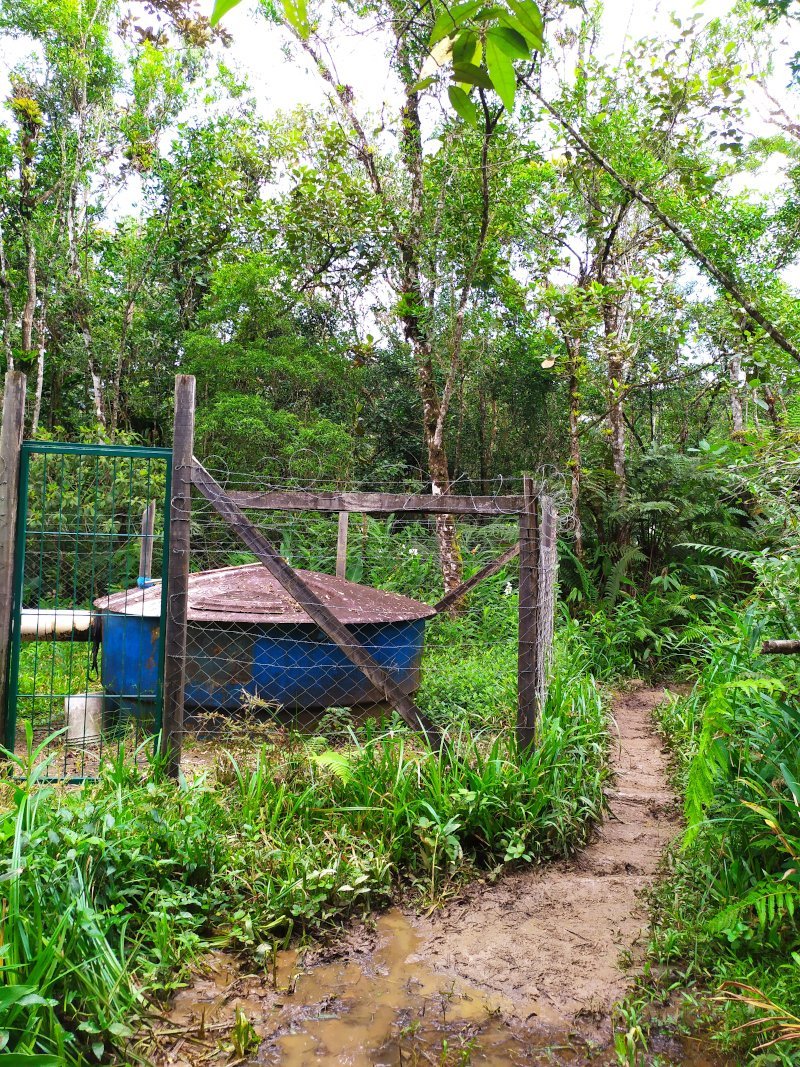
left=149, top=909, right=727, bottom=1066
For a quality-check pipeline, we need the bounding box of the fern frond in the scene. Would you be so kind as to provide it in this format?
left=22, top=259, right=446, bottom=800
left=676, top=542, right=757, bottom=563
left=707, top=878, right=798, bottom=935
left=603, top=546, right=647, bottom=608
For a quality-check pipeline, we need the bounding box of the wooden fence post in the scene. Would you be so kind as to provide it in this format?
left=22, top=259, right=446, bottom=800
left=336, top=511, right=349, bottom=579
left=517, top=474, right=539, bottom=752
left=162, top=375, right=195, bottom=777
left=0, top=372, right=26, bottom=746
left=536, top=494, right=558, bottom=708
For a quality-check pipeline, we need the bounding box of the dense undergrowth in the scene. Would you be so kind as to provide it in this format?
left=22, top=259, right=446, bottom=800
left=589, top=552, right=800, bottom=1064
left=0, top=596, right=607, bottom=1063
left=646, top=612, right=800, bottom=1063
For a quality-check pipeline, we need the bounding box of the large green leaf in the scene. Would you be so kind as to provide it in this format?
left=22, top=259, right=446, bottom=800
left=410, top=75, right=438, bottom=93
left=495, top=11, right=538, bottom=49
left=209, top=0, right=243, bottom=26
left=452, top=28, right=482, bottom=68
left=0, top=986, right=28, bottom=1008
left=0, top=1057, right=63, bottom=1066
left=485, top=32, right=516, bottom=111
left=282, top=0, right=310, bottom=38
left=487, top=25, right=529, bottom=60
left=429, top=0, right=482, bottom=45
left=448, top=85, right=478, bottom=126
left=506, top=0, right=544, bottom=48
left=451, top=63, right=494, bottom=90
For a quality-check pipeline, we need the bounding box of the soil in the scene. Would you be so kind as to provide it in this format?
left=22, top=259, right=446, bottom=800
left=146, top=685, right=721, bottom=1066
left=412, top=684, right=683, bottom=1040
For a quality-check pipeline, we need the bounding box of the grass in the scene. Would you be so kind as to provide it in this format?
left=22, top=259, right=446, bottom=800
left=0, top=594, right=610, bottom=1064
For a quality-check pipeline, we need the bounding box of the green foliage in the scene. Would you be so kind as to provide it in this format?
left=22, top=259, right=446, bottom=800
left=642, top=575, right=800, bottom=1059
left=423, top=0, right=543, bottom=115
left=0, top=599, right=608, bottom=1063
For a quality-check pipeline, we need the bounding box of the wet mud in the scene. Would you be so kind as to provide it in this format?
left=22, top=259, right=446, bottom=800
left=148, top=686, right=728, bottom=1065
left=413, top=686, right=683, bottom=1037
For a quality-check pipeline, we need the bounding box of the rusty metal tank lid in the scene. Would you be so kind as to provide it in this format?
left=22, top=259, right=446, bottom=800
left=95, top=563, right=436, bottom=625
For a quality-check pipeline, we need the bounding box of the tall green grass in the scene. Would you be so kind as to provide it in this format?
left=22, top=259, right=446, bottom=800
left=1, top=635, right=608, bottom=1064
left=646, top=602, right=800, bottom=1060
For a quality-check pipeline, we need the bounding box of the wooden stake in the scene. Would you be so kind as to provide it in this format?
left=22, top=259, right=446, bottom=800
left=336, top=511, right=349, bottom=580
left=761, top=640, right=800, bottom=655
left=536, top=494, right=558, bottom=704
left=0, top=372, right=26, bottom=745
left=191, top=459, right=441, bottom=746
left=517, top=475, right=539, bottom=753
left=139, top=500, right=156, bottom=584
left=162, top=375, right=195, bottom=777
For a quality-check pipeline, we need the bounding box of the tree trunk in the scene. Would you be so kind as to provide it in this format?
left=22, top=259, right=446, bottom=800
left=84, top=321, right=105, bottom=429
left=394, top=40, right=463, bottom=597
left=21, top=235, right=36, bottom=363
left=603, top=302, right=629, bottom=548
left=110, top=299, right=135, bottom=435
left=763, top=384, right=781, bottom=430
left=730, top=354, right=744, bottom=433
left=30, top=303, right=46, bottom=435
left=416, top=338, right=462, bottom=595
left=566, top=339, right=584, bottom=560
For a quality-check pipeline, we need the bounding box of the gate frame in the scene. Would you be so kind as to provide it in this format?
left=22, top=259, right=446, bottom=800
left=1, top=411, right=173, bottom=761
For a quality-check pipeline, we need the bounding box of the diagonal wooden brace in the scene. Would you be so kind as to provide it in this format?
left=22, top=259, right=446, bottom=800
left=190, top=459, right=441, bottom=746
left=434, top=542, right=520, bottom=615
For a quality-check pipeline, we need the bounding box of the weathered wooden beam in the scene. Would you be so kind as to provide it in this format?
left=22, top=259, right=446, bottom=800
left=0, top=371, right=26, bottom=745
left=225, top=488, right=525, bottom=516
left=162, top=375, right=195, bottom=777
left=536, top=494, right=558, bottom=708
left=191, top=459, right=441, bottom=746
left=517, top=476, right=540, bottom=753
left=336, top=511, right=349, bottom=579
left=761, top=639, right=800, bottom=655
left=434, top=542, right=520, bottom=615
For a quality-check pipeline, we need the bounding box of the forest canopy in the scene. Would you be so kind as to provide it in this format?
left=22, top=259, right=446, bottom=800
left=1, top=0, right=798, bottom=594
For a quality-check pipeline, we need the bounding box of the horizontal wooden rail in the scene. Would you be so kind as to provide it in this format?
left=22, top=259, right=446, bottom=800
left=221, top=488, right=526, bottom=516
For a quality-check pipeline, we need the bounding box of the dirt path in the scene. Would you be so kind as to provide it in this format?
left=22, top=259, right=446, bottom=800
left=412, top=685, right=681, bottom=1039
left=150, top=686, right=688, bottom=1065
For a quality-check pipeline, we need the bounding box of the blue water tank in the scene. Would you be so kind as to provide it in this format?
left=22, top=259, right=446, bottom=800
left=96, top=565, right=434, bottom=722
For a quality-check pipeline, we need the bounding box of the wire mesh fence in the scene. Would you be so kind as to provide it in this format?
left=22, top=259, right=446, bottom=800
left=175, top=465, right=559, bottom=766
left=4, top=443, right=171, bottom=780
left=0, top=431, right=560, bottom=781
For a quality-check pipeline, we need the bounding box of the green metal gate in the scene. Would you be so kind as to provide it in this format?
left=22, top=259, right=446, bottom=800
left=4, top=442, right=172, bottom=781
